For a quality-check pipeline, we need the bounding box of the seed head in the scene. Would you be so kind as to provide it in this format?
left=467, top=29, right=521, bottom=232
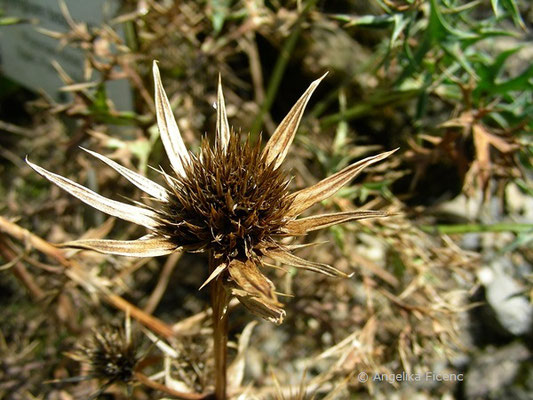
left=76, top=326, right=138, bottom=383
left=27, top=61, right=398, bottom=324
left=157, top=133, right=292, bottom=260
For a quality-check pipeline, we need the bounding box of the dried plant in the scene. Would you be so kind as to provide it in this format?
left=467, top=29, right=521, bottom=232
left=64, top=325, right=139, bottom=399
left=26, top=61, right=396, bottom=398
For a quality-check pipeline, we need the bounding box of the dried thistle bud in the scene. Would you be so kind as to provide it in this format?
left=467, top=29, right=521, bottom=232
left=74, top=326, right=139, bottom=383
left=27, top=61, right=398, bottom=323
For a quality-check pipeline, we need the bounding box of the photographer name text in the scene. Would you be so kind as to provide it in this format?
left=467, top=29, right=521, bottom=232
left=357, top=371, right=464, bottom=383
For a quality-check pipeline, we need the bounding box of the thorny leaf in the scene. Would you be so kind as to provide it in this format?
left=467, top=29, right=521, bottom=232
left=26, top=158, right=160, bottom=230
left=228, top=258, right=278, bottom=304
left=59, top=237, right=180, bottom=257
left=263, top=73, right=328, bottom=169
left=82, top=147, right=169, bottom=201
left=153, top=61, right=190, bottom=176
left=284, top=210, right=391, bottom=234
left=228, top=259, right=285, bottom=324
left=231, top=287, right=286, bottom=325
left=199, top=262, right=227, bottom=290
left=287, top=149, right=398, bottom=217
left=216, top=74, right=231, bottom=152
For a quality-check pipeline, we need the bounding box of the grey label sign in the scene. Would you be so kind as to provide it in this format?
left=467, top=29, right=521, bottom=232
left=0, top=0, right=132, bottom=111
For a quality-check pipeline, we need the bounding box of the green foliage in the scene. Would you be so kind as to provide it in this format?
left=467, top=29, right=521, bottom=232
left=330, top=1, right=530, bottom=137
left=209, top=0, right=232, bottom=34
left=0, top=7, right=26, bottom=25
left=395, top=0, right=529, bottom=131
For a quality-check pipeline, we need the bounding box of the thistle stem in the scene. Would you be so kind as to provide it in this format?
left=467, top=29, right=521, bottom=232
left=209, top=251, right=230, bottom=400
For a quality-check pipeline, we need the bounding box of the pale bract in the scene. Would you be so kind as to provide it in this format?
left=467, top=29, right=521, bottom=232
left=27, top=60, right=397, bottom=324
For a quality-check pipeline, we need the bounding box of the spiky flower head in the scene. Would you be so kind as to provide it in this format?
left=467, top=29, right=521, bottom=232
left=71, top=325, right=139, bottom=384
left=27, top=61, right=397, bottom=324
left=157, top=133, right=293, bottom=260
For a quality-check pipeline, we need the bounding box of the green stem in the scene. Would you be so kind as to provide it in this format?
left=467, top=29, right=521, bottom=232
left=419, top=223, right=533, bottom=234
left=209, top=252, right=230, bottom=400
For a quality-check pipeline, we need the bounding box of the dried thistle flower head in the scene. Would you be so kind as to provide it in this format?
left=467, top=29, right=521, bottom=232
left=157, top=133, right=293, bottom=260
left=72, top=325, right=139, bottom=384
left=27, top=61, right=397, bottom=324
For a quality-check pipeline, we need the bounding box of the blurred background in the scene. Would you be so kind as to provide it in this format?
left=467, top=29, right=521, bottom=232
left=0, top=0, right=531, bottom=399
